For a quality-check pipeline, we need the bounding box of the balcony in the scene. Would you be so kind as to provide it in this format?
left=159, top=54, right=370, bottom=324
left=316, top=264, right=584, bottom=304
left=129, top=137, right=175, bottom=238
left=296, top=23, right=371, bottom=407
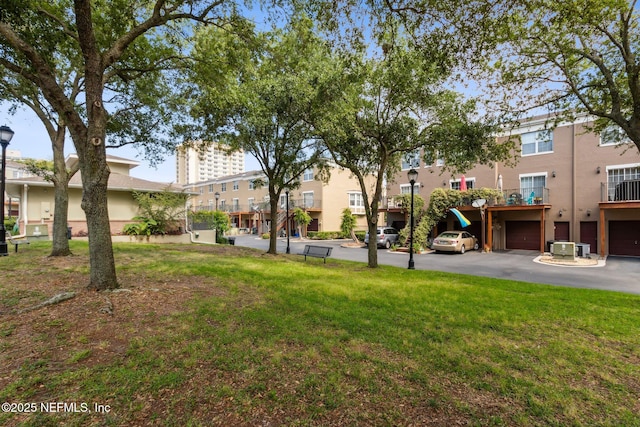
left=601, top=180, right=640, bottom=202
left=494, top=188, right=549, bottom=206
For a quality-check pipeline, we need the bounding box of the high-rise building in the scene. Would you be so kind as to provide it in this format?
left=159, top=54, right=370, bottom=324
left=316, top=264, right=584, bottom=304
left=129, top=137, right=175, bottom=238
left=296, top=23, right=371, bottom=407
left=175, top=143, right=245, bottom=184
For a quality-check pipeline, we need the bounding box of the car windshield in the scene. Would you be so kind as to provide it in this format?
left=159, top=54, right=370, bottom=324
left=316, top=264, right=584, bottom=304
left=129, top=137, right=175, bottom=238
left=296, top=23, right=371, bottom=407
left=439, top=232, right=459, bottom=238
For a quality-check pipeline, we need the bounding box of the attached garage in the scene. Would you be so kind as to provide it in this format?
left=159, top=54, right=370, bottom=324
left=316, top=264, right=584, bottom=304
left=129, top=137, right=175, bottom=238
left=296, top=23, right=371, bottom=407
left=609, top=220, right=640, bottom=256
left=506, top=221, right=541, bottom=250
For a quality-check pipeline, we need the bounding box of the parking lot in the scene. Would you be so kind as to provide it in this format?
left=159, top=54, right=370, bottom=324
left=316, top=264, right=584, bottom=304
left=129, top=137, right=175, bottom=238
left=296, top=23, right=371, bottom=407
left=230, top=235, right=640, bottom=295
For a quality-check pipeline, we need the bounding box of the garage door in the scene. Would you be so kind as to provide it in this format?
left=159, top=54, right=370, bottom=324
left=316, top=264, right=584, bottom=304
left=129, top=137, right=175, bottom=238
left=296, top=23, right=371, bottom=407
left=609, top=221, right=640, bottom=256
left=506, top=221, right=541, bottom=250
left=580, top=221, right=598, bottom=254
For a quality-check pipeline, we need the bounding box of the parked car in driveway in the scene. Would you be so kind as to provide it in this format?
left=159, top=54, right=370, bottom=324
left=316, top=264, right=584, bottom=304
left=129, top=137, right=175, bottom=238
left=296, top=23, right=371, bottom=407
left=432, top=230, right=479, bottom=254
left=364, top=227, right=400, bottom=249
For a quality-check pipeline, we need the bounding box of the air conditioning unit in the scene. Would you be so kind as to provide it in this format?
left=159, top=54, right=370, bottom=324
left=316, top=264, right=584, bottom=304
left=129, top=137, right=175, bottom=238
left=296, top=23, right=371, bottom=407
left=552, top=242, right=575, bottom=260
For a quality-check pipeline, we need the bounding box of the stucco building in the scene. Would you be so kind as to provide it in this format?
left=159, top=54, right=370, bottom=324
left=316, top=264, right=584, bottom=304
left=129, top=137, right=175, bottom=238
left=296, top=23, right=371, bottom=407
left=186, top=165, right=373, bottom=235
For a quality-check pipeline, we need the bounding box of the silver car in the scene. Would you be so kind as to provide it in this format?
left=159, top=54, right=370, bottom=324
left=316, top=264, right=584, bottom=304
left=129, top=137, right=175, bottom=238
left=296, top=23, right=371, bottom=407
left=365, top=227, right=400, bottom=249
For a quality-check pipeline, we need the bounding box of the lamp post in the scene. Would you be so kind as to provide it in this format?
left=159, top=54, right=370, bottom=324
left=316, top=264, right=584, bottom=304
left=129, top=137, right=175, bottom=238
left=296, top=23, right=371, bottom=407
left=407, top=168, right=418, bottom=269
left=214, top=192, right=220, bottom=211
left=285, top=188, right=290, bottom=254
left=0, top=125, right=15, bottom=257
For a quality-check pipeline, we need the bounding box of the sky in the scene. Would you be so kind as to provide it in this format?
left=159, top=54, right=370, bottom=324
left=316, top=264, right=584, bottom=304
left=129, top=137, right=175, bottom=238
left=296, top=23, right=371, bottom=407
left=0, top=104, right=260, bottom=183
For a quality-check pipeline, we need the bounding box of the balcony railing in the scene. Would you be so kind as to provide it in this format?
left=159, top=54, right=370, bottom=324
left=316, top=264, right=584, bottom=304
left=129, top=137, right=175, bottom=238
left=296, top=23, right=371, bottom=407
left=601, top=180, right=640, bottom=202
left=494, top=188, right=549, bottom=206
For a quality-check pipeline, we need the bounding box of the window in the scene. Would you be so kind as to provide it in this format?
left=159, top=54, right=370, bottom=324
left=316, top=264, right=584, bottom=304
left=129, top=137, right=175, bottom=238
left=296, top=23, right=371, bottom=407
left=303, top=168, right=314, bottom=182
left=400, top=183, right=421, bottom=194
left=607, top=164, right=640, bottom=201
left=233, top=180, right=239, bottom=191
left=208, top=184, right=214, bottom=193
left=232, top=198, right=239, bottom=211
left=348, top=192, right=365, bottom=214
left=402, top=151, right=420, bottom=170
left=248, top=180, right=255, bottom=190
left=219, top=200, right=226, bottom=210
left=248, top=198, right=255, bottom=210
left=520, top=174, right=546, bottom=199
left=521, top=130, right=553, bottom=155
left=450, top=178, right=474, bottom=190
left=280, top=193, right=288, bottom=209
left=221, top=182, right=227, bottom=192
left=302, top=191, right=314, bottom=208
left=600, top=124, right=630, bottom=146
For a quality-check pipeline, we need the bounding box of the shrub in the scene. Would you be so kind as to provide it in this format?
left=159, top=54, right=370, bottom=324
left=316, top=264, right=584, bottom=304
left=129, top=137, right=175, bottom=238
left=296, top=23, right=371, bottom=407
left=261, top=233, right=270, bottom=239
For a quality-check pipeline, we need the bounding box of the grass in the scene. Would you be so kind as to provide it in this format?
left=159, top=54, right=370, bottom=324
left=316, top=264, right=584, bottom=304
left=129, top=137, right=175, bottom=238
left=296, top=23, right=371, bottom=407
left=1, top=240, right=639, bottom=426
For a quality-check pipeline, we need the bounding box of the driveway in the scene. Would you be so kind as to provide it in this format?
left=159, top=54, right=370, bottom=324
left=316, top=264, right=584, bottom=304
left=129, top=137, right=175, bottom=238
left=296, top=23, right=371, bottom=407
left=230, top=235, right=640, bottom=295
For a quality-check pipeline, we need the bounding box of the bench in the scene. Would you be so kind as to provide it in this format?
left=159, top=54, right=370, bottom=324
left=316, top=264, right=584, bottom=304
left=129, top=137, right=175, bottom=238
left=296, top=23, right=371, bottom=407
left=299, top=245, right=332, bottom=263
left=6, top=232, right=30, bottom=253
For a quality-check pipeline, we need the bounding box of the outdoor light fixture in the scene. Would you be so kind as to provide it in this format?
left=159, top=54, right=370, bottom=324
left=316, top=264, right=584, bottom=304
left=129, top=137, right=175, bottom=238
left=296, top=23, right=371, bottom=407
left=214, top=191, right=220, bottom=211
left=552, top=170, right=556, bottom=178
left=407, top=168, right=418, bottom=270
left=558, top=210, right=563, bottom=217
left=0, top=125, right=15, bottom=257
left=285, top=188, right=290, bottom=254
left=586, top=209, right=592, bottom=217
left=596, top=166, right=601, bottom=174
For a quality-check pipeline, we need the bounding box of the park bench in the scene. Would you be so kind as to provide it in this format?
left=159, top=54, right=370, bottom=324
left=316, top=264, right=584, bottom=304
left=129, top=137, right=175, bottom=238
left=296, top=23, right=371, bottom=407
left=299, top=245, right=332, bottom=263
left=6, top=232, right=30, bottom=253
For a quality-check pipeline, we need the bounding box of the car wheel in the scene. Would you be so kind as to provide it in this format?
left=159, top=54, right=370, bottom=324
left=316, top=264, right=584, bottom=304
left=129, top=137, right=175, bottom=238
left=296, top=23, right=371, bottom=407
left=460, top=244, right=465, bottom=254
left=473, top=242, right=479, bottom=251
left=384, top=240, right=391, bottom=249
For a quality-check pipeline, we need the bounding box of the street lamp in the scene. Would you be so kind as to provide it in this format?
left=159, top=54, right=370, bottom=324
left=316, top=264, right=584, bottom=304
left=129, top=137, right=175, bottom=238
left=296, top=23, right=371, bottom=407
left=285, top=188, right=290, bottom=254
left=0, top=125, right=15, bottom=257
left=214, top=191, right=220, bottom=211
left=407, top=168, right=418, bottom=270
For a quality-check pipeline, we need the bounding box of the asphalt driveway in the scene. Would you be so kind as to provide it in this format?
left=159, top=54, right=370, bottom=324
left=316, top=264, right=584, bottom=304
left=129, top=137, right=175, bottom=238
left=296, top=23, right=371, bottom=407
left=230, top=235, right=640, bottom=295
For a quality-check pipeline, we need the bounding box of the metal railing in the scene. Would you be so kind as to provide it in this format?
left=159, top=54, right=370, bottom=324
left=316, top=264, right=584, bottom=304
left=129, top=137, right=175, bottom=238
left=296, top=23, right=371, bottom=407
left=601, top=180, right=640, bottom=202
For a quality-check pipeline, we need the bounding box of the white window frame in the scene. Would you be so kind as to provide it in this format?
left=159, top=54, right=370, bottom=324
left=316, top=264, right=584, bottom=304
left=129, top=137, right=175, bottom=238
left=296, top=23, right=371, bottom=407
left=232, top=198, right=240, bottom=211
left=449, top=178, right=475, bottom=191
left=303, top=168, right=314, bottom=182
left=233, top=180, right=239, bottom=191
left=600, top=124, right=631, bottom=146
left=348, top=192, right=365, bottom=215
left=519, top=172, right=547, bottom=199
left=221, top=182, right=227, bottom=192
left=606, top=163, right=640, bottom=200
left=401, top=151, right=420, bottom=170
left=400, top=183, right=422, bottom=195
left=302, top=191, right=314, bottom=208
left=521, top=129, right=553, bottom=156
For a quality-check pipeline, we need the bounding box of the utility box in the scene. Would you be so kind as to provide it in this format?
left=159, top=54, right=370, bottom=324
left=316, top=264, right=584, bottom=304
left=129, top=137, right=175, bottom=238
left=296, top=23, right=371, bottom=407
left=576, top=243, right=591, bottom=258
left=552, top=242, right=575, bottom=260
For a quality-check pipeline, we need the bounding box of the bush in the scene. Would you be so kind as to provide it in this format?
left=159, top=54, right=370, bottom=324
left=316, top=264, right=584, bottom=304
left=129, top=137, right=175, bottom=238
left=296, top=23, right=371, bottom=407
left=261, top=233, right=270, bottom=239
left=309, top=231, right=342, bottom=240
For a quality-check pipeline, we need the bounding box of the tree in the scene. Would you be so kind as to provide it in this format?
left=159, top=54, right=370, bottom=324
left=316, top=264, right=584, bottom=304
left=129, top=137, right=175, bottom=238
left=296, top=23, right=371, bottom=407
left=0, top=1, right=240, bottom=289
left=1, top=62, right=81, bottom=256
left=340, top=208, right=359, bottom=242
left=489, top=0, right=640, bottom=151
left=317, top=37, right=512, bottom=268
left=292, top=207, right=311, bottom=238
left=189, top=16, right=332, bottom=254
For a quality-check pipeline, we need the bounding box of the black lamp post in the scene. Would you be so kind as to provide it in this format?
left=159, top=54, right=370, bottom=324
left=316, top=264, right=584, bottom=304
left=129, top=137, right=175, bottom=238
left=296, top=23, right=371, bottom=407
left=214, top=191, right=220, bottom=211
left=407, top=168, right=418, bottom=270
left=285, top=188, right=290, bottom=254
left=0, top=125, right=15, bottom=257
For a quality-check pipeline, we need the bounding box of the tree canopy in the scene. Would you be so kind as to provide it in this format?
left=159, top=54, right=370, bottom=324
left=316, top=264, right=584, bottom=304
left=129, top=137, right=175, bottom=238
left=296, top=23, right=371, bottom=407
left=189, top=15, right=334, bottom=253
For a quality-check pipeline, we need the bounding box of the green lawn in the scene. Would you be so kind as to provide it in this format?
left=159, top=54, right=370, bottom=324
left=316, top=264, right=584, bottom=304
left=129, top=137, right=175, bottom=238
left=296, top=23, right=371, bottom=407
left=1, top=241, right=639, bottom=426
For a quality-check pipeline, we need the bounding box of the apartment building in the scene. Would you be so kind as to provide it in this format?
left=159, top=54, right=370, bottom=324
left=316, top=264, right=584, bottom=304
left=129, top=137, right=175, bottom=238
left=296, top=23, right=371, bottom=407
left=386, top=115, right=640, bottom=258
left=175, top=143, right=245, bottom=184
left=187, top=166, right=372, bottom=235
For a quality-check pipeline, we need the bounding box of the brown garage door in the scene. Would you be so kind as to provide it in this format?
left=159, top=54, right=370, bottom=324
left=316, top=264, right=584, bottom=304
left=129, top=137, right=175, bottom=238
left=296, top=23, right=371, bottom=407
left=609, top=221, right=640, bottom=256
left=506, top=221, right=541, bottom=250
left=580, top=221, right=598, bottom=254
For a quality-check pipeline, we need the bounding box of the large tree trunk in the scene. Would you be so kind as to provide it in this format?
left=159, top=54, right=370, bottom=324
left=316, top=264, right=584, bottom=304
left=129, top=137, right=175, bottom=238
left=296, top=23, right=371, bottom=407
left=268, top=196, right=279, bottom=254
left=80, top=149, right=117, bottom=290
left=366, top=210, right=379, bottom=268
left=50, top=129, right=73, bottom=256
